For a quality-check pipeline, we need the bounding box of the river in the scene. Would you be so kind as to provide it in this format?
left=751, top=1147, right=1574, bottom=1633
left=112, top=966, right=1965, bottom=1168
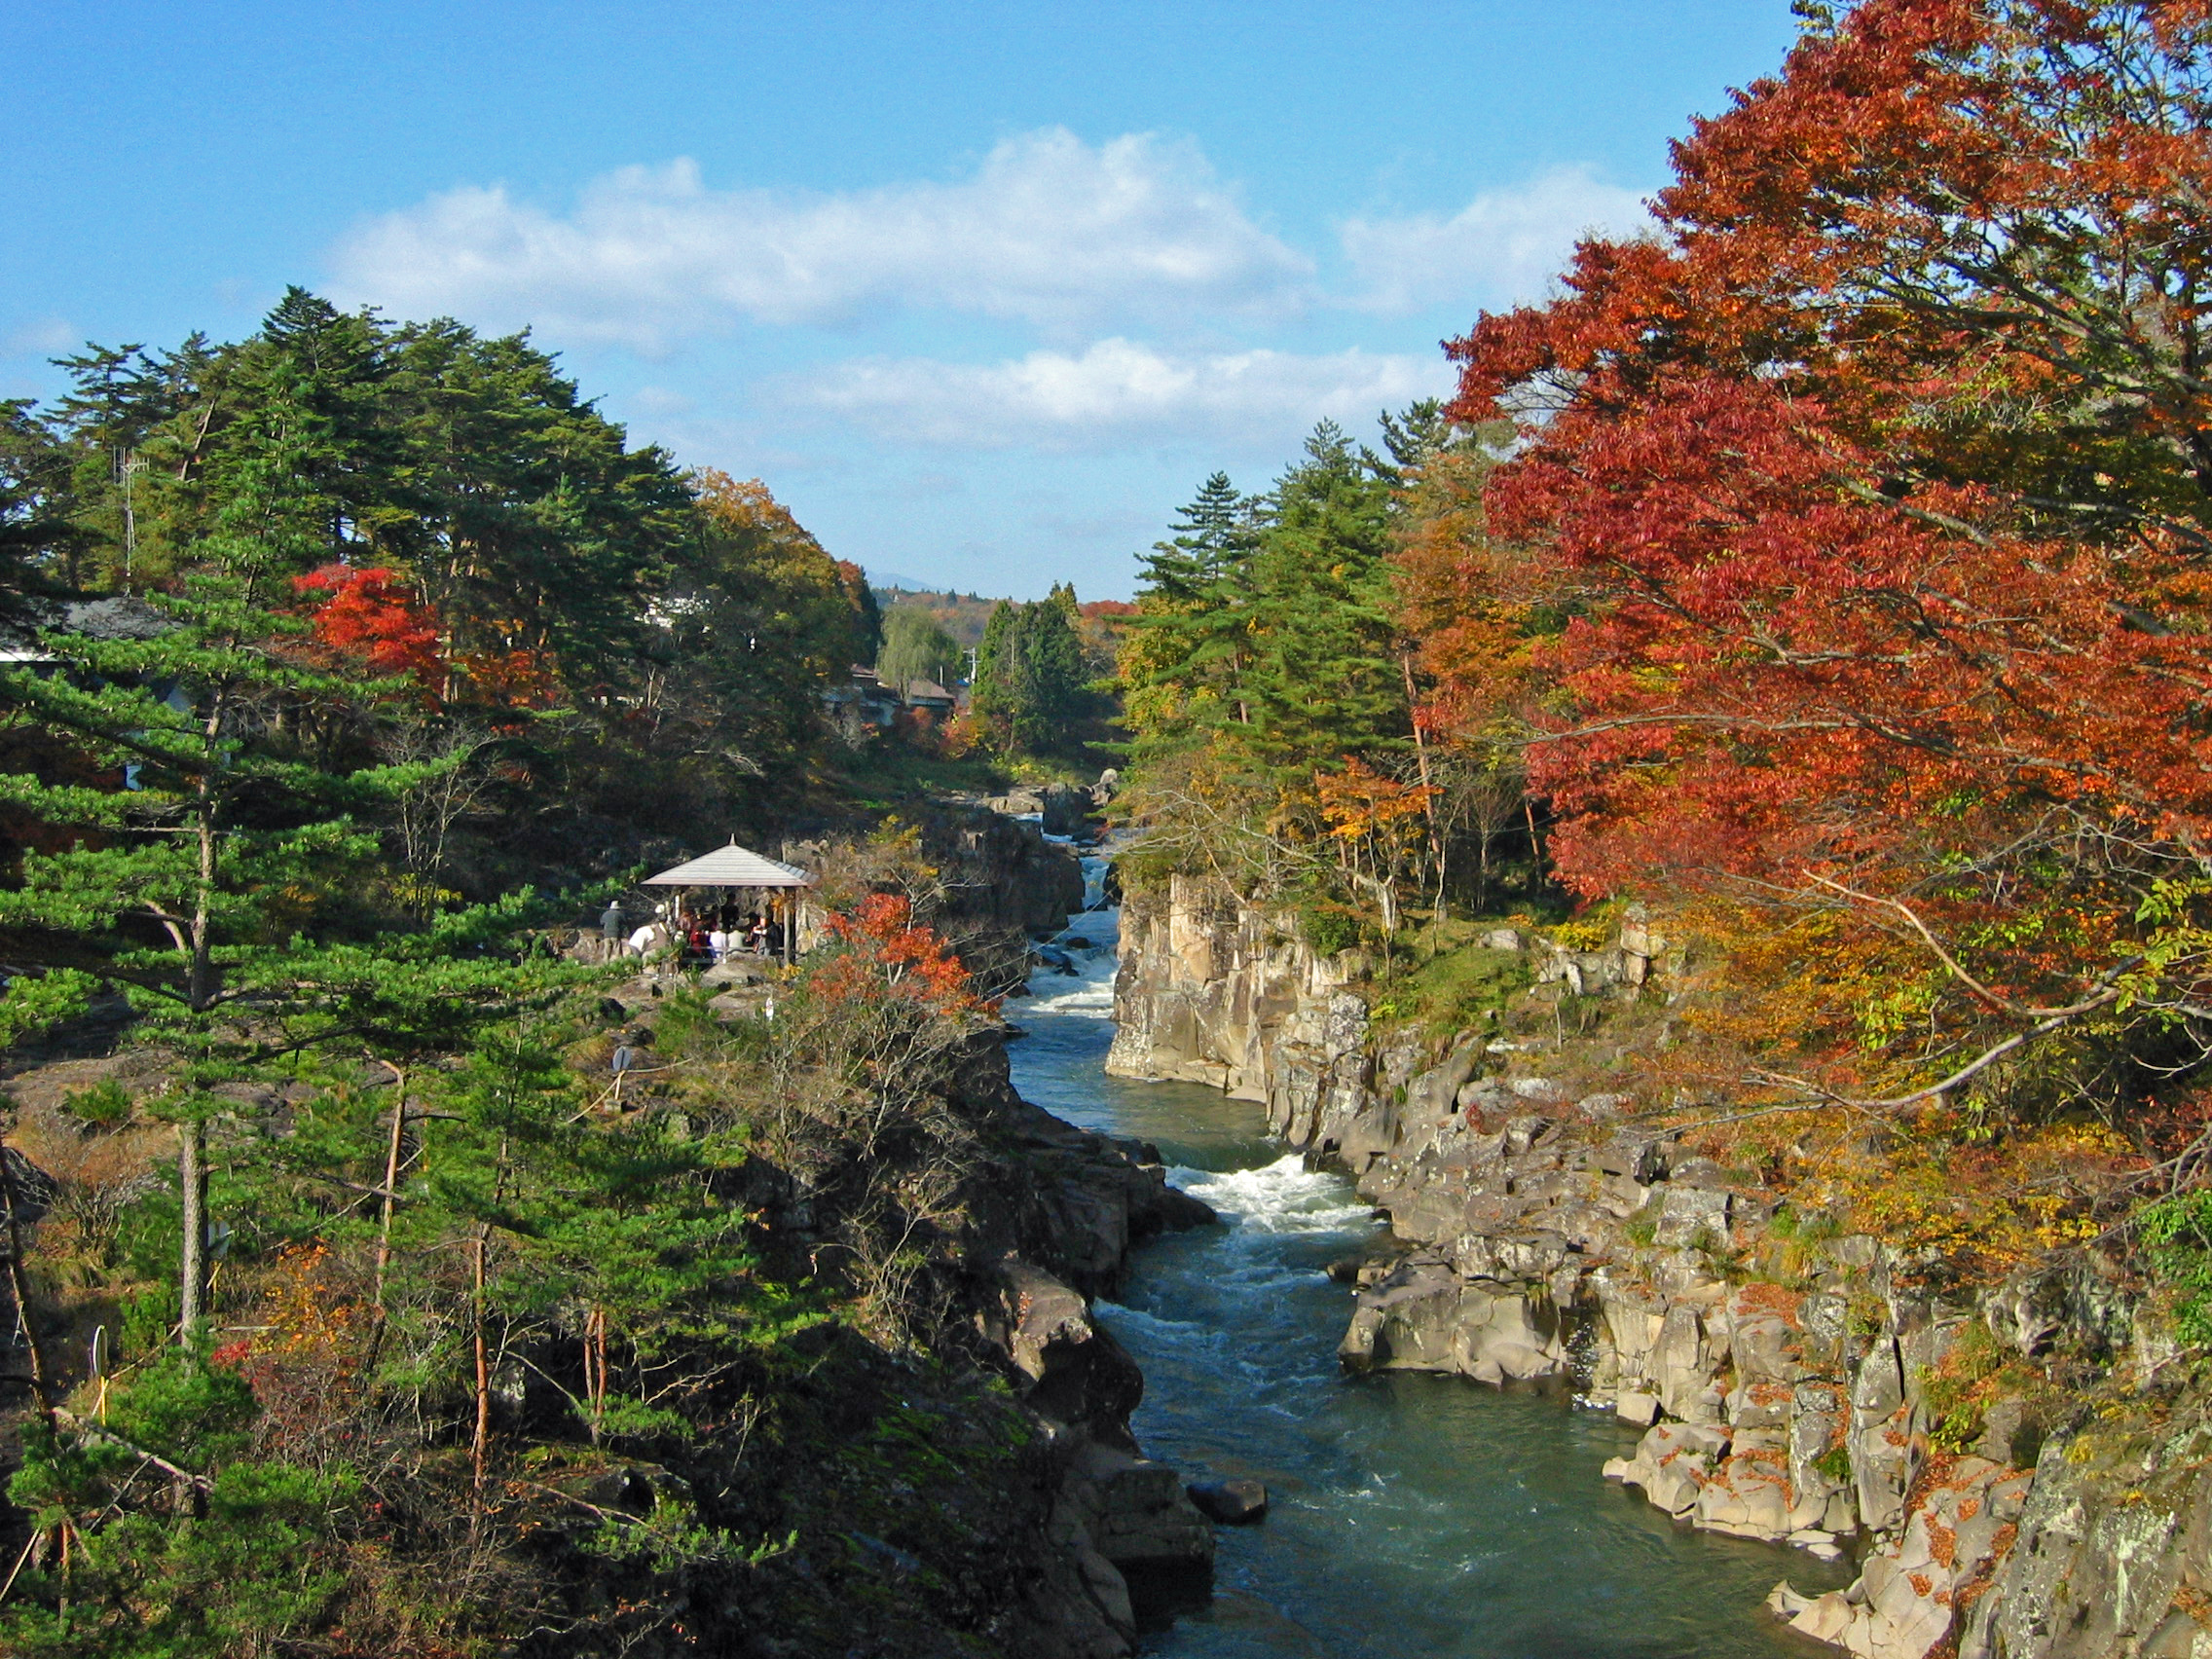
left=1006, top=854, right=1847, bottom=1658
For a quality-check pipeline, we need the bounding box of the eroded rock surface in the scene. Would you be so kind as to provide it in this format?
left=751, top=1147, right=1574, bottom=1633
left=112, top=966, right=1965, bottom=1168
left=1112, top=874, right=2200, bottom=1659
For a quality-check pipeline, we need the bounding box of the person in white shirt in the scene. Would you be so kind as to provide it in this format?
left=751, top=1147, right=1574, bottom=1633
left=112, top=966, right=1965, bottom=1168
left=708, top=926, right=730, bottom=961
left=628, top=923, right=657, bottom=957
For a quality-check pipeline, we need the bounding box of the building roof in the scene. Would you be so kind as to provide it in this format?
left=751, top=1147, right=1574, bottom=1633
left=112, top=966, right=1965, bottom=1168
left=902, top=678, right=955, bottom=703
left=642, top=841, right=815, bottom=888
left=0, top=595, right=175, bottom=663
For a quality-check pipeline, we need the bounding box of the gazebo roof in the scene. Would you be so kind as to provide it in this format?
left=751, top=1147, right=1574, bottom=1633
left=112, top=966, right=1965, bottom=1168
left=643, top=841, right=814, bottom=888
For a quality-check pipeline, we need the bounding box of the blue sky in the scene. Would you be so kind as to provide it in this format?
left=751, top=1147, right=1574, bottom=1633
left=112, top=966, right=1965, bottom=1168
left=4, top=2, right=1801, bottom=599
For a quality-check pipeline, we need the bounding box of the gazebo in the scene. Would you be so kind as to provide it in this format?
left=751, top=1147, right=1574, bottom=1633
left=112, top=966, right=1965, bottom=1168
left=643, top=841, right=816, bottom=966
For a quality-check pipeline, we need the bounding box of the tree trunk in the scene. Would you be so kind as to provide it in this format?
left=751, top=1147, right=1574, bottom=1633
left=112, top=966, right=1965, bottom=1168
left=584, top=1306, right=608, bottom=1445
left=471, top=1224, right=492, bottom=1519
left=1400, top=653, right=1442, bottom=916
left=180, top=715, right=222, bottom=1347
left=178, top=1120, right=206, bottom=1342
left=0, top=1141, right=54, bottom=1424
left=373, top=1065, right=408, bottom=1312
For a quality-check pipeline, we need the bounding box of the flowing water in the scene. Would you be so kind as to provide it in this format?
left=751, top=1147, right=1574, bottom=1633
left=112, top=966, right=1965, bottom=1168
left=1006, top=854, right=1848, bottom=1658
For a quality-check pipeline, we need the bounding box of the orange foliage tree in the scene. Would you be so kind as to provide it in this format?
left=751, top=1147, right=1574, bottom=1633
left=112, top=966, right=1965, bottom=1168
left=292, top=565, right=446, bottom=693
left=1429, top=0, right=2212, bottom=1121
left=1316, top=757, right=1438, bottom=936
left=811, top=893, right=992, bottom=1020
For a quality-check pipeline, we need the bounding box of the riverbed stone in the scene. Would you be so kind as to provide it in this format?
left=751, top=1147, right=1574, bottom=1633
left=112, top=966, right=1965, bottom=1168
left=1617, top=1387, right=1662, bottom=1427
left=1187, top=1479, right=1268, bottom=1524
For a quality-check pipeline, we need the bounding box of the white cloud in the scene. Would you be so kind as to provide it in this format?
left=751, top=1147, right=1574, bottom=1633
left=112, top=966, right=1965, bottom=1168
left=793, top=338, right=1450, bottom=451
left=625, top=385, right=696, bottom=417
left=330, top=130, right=1309, bottom=350
left=3, top=315, right=78, bottom=358
left=1340, top=166, right=1652, bottom=314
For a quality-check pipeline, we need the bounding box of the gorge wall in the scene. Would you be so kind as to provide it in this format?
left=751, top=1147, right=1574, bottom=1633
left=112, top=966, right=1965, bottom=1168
left=1110, top=874, right=2212, bottom=1659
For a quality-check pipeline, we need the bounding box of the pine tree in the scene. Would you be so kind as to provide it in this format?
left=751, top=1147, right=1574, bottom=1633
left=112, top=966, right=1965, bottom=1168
left=969, top=601, right=1018, bottom=743
left=1120, top=421, right=1407, bottom=793
left=969, top=593, right=1088, bottom=756
left=1232, top=421, right=1405, bottom=782
left=0, top=439, right=572, bottom=1342
left=1119, top=473, right=1262, bottom=758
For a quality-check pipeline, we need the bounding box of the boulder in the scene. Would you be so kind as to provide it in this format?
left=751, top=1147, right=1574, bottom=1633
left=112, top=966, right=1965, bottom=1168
left=980, top=1259, right=1144, bottom=1443
left=1339, top=1263, right=1567, bottom=1383
left=1616, top=1388, right=1661, bottom=1427
left=1653, top=1185, right=1731, bottom=1250
left=1693, top=1438, right=1807, bottom=1540
left=1605, top=1421, right=1732, bottom=1517
left=1040, top=782, right=1095, bottom=837
left=1980, top=1248, right=2134, bottom=1361
left=1848, top=1338, right=1919, bottom=1536
left=1402, top=1043, right=1482, bottom=1124
left=1187, top=1479, right=1268, bottom=1524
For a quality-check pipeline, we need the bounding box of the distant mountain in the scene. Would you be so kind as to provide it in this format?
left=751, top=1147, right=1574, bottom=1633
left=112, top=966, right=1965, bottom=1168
left=864, top=570, right=935, bottom=591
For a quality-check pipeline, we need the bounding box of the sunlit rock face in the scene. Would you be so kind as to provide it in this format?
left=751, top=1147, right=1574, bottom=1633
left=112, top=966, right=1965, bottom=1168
left=1113, top=878, right=2205, bottom=1659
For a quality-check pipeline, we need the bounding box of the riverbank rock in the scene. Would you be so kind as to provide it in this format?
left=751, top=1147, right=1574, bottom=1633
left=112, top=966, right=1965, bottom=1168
left=1045, top=1443, right=1215, bottom=1638
left=1188, top=1479, right=1268, bottom=1524
left=1107, top=866, right=2212, bottom=1659
left=1340, top=1259, right=1567, bottom=1384
left=954, top=1031, right=1215, bottom=1299
left=1771, top=1456, right=2031, bottom=1659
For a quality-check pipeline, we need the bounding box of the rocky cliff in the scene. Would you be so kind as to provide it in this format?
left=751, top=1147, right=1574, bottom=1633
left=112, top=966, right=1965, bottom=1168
left=1111, top=873, right=2207, bottom=1659
left=948, top=1038, right=1222, bottom=1655
left=652, top=1004, right=1218, bottom=1657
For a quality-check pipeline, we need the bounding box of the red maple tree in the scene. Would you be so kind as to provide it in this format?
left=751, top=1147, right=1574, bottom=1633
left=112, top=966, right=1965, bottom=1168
left=812, top=893, right=992, bottom=1020
left=292, top=565, right=446, bottom=694
left=1422, top=0, right=2212, bottom=1101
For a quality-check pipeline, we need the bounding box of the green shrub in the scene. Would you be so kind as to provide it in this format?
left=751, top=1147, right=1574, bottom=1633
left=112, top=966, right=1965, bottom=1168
left=2139, top=1191, right=2212, bottom=1348
left=1917, top=1320, right=2003, bottom=1455
left=62, top=1079, right=133, bottom=1129
left=1298, top=904, right=1362, bottom=957
left=1390, top=941, right=1531, bottom=1035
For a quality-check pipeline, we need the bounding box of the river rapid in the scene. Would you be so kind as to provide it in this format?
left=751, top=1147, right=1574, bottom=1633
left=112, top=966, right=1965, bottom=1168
left=1007, top=854, right=1847, bottom=1658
